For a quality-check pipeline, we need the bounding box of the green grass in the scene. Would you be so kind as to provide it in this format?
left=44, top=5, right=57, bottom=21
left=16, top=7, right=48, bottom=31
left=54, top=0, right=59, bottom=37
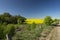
left=12, top=24, right=54, bottom=40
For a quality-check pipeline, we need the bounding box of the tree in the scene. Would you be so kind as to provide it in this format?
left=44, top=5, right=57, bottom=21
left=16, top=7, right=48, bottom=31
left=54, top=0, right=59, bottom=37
left=5, top=24, right=15, bottom=40
left=53, top=19, right=59, bottom=25
left=0, top=12, right=26, bottom=24
left=0, top=24, right=7, bottom=40
left=0, top=12, right=12, bottom=24
left=17, top=18, right=21, bottom=24
left=0, top=25, right=5, bottom=40
left=44, top=16, right=53, bottom=26
left=15, top=15, right=26, bottom=24
left=2, top=12, right=11, bottom=17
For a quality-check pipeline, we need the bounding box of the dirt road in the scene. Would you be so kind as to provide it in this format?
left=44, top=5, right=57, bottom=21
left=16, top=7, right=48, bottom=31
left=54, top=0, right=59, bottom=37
left=56, top=26, right=60, bottom=40
left=45, top=26, right=60, bottom=40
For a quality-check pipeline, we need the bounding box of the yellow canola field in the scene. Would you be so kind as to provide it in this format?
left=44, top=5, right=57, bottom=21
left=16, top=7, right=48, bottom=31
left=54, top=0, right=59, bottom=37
left=25, top=19, right=44, bottom=24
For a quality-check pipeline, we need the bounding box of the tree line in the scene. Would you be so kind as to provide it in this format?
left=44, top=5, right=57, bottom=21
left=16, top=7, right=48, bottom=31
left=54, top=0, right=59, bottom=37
left=0, top=12, right=26, bottom=24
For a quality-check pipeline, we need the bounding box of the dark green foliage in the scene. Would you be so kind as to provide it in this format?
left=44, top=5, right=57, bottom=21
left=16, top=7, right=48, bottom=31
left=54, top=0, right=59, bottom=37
left=2, top=12, right=11, bottom=17
left=0, top=12, right=26, bottom=24
left=15, top=15, right=26, bottom=24
left=53, top=19, right=59, bottom=25
left=17, top=18, right=21, bottom=24
left=0, top=24, right=7, bottom=40
left=0, top=12, right=26, bottom=40
left=5, top=24, right=15, bottom=36
left=44, top=16, right=53, bottom=26
left=0, top=25, right=4, bottom=39
left=0, top=24, right=16, bottom=40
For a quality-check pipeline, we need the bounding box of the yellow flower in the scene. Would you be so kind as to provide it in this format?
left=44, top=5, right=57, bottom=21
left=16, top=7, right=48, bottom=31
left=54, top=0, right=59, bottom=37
left=25, top=19, right=44, bottom=24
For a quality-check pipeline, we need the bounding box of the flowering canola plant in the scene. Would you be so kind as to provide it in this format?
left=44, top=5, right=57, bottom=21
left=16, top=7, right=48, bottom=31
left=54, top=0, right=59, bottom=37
left=25, top=19, right=44, bottom=24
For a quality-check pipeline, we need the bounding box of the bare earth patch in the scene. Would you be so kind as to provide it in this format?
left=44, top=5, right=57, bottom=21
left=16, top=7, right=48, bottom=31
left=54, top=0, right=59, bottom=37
left=56, top=26, right=60, bottom=40
left=45, top=26, right=60, bottom=40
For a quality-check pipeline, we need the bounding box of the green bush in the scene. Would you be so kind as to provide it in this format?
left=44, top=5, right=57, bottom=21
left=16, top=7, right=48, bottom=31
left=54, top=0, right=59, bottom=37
left=4, top=24, right=15, bottom=36
left=44, top=16, right=53, bottom=26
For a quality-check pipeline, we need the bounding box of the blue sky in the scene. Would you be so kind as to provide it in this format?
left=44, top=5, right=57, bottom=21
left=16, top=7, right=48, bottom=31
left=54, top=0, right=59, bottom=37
left=0, top=0, right=60, bottom=18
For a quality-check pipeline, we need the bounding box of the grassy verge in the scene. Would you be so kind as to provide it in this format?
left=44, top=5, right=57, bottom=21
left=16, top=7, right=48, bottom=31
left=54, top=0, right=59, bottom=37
left=12, top=24, right=55, bottom=40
